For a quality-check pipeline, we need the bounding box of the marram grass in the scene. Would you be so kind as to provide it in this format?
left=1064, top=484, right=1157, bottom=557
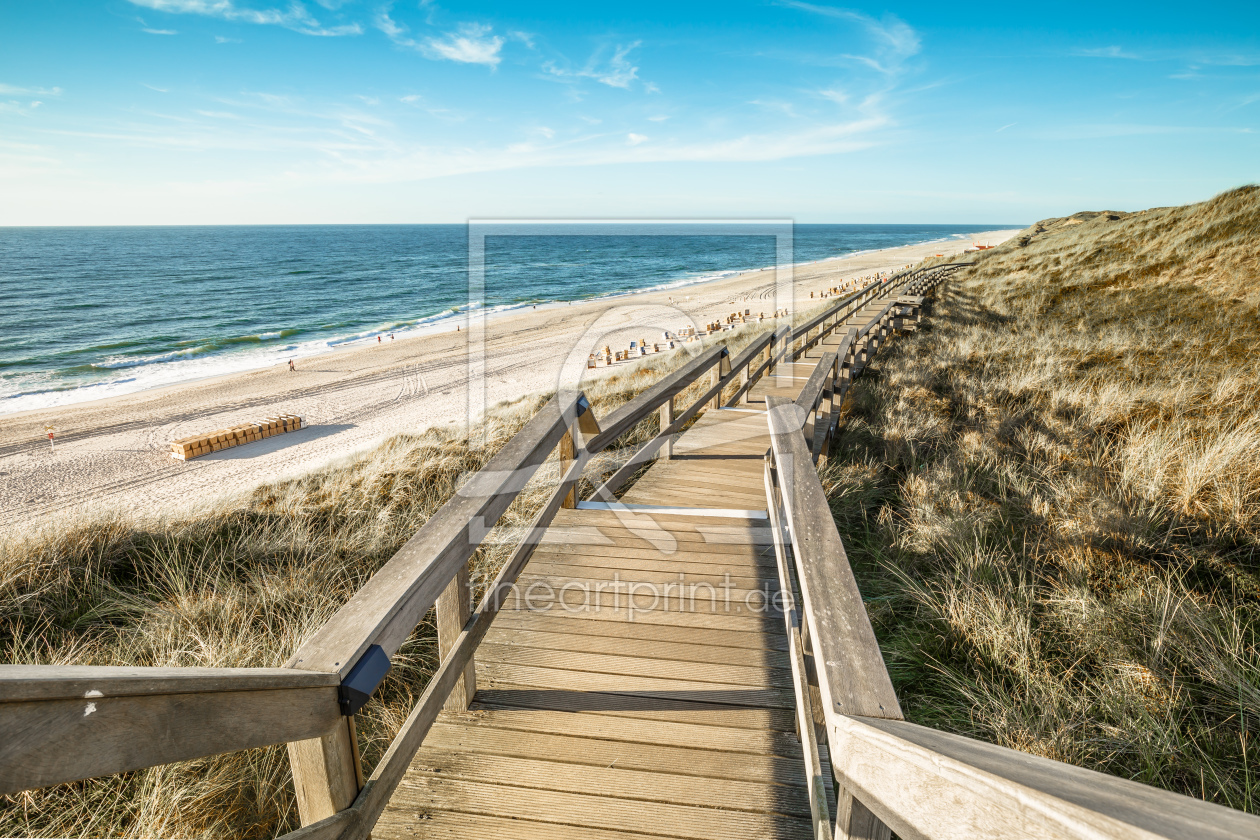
left=826, top=185, right=1260, bottom=814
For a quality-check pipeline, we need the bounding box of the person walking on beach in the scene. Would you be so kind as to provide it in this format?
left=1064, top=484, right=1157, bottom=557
left=377, top=335, right=382, bottom=344
left=288, top=359, right=296, bottom=372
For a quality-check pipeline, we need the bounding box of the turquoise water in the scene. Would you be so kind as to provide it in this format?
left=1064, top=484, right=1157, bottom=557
left=0, top=223, right=1011, bottom=415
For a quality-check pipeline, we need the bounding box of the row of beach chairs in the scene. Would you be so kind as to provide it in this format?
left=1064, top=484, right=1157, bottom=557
left=169, top=414, right=304, bottom=460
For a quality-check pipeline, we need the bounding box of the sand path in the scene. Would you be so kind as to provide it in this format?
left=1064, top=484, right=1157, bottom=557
left=0, top=232, right=1017, bottom=526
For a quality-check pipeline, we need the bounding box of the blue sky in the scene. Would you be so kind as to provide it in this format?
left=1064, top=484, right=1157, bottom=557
left=1, top=0, right=1257, bottom=224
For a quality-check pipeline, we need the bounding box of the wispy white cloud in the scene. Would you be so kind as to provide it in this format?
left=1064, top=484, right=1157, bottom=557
left=214, top=35, right=241, bottom=43
left=375, top=11, right=504, bottom=67
left=647, top=114, right=669, bottom=122
left=1073, top=45, right=1142, bottom=60
left=0, top=83, right=63, bottom=96
left=422, top=24, right=504, bottom=66
left=627, top=132, right=648, bottom=145
left=544, top=42, right=645, bottom=89
left=196, top=109, right=240, bottom=118
left=143, top=83, right=170, bottom=93
left=143, top=27, right=179, bottom=34
left=588, top=42, right=640, bottom=88
left=995, top=122, right=1016, bottom=132
left=778, top=1, right=920, bottom=75
left=126, top=0, right=362, bottom=36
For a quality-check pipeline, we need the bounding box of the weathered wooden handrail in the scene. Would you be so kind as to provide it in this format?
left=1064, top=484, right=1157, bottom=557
left=763, top=454, right=831, bottom=839
left=280, top=446, right=598, bottom=840
left=0, top=666, right=341, bottom=796
left=285, top=389, right=591, bottom=679
left=764, top=265, right=1260, bottom=840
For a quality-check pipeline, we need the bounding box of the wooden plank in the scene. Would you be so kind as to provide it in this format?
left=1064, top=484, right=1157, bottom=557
left=537, top=535, right=776, bottom=558
left=385, top=775, right=814, bottom=840
left=506, top=572, right=784, bottom=616
left=474, top=683, right=796, bottom=731
left=1, top=685, right=341, bottom=796
left=550, top=506, right=775, bottom=538
left=578, top=501, right=766, bottom=519
left=0, top=664, right=337, bottom=702
left=488, top=609, right=788, bottom=651
left=766, top=399, right=902, bottom=721
left=373, top=810, right=694, bottom=840
left=402, top=748, right=813, bottom=816
left=419, top=718, right=808, bottom=785
left=473, top=661, right=796, bottom=708
left=436, top=707, right=803, bottom=757
left=495, top=602, right=780, bottom=632
left=474, top=642, right=793, bottom=689
left=531, top=543, right=777, bottom=568
left=831, top=715, right=1260, bottom=840
left=522, top=559, right=776, bottom=589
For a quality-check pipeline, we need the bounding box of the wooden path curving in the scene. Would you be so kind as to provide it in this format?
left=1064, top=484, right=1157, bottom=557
left=373, top=312, right=876, bottom=839
left=8, top=264, right=1258, bottom=840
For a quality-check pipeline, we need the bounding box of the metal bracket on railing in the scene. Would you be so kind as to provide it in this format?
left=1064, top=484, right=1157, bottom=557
left=338, top=644, right=391, bottom=716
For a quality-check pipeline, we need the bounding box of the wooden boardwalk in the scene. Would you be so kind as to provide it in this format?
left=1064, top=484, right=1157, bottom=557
left=14, top=264, right=1251, bottom=840
left=374, top=333, right=861, bottom=838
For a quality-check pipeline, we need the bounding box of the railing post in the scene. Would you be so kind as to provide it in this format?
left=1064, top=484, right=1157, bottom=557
left=710, top=352, right=730, bottom=411
left=437, top=561, right=475, bottom=711
left=739, top=360, right=751, bottom=405
left=835, top=791, right=893, bottom=840
left=659, top=395, right=675, bottom=460
left=559, top=426, right=577, bottom=509
left=287, top=716, right=363, bottom=826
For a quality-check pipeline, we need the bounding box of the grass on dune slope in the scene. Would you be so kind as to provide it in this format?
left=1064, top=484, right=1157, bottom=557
left=825, top=185, right=1260, bottom=812
left=0, top=326, right=766, bottom=840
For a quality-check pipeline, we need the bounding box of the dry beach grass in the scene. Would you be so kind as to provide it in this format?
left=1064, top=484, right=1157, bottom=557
left=0, top=329, right=754, bottom=839
left=826, top=186, right=1260, bottom=812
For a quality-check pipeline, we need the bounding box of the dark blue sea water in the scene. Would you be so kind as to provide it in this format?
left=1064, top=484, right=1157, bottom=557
left=0, top=224, right=1012, bottom=414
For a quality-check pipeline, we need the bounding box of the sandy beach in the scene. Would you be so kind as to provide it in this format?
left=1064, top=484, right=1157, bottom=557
left=0, top=231, right=1017, bottom=526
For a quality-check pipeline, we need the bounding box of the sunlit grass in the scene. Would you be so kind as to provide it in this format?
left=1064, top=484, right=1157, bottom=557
left=826, top=185, right=1260, bottom=813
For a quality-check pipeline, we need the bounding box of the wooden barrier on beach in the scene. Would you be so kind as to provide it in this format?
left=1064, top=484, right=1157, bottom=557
left=5, top=259, right=1256, bottom=840
left=170, top=413, right=304, bottom=460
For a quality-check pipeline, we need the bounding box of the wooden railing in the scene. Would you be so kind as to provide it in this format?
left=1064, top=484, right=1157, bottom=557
left=0, top=273, right=908, bottom=837
left=762, top=268, right=1260, bottom=840
left=11, top=259, right=1142, bottom=840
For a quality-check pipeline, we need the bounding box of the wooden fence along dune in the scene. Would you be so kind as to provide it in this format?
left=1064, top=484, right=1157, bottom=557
left=4, top=264, right=1258, bottom=840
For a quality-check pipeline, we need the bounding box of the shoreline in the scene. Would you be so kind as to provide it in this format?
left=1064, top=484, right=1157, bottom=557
left=0, top=229, right=1019, bottom=526
left=0, top=230, right=1001, bottom=419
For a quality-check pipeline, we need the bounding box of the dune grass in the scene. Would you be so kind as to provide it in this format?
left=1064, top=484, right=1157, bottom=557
left=825, top=186, right=1260, bottom=812
left=0, top=328, right=765, bottom=839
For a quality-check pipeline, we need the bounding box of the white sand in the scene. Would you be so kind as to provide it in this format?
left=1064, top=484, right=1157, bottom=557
left=0, top=232, right=1018, bottom=526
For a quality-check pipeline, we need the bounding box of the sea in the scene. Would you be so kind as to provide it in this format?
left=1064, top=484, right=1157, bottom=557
left=0, top=224, right=1013, bottom=416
